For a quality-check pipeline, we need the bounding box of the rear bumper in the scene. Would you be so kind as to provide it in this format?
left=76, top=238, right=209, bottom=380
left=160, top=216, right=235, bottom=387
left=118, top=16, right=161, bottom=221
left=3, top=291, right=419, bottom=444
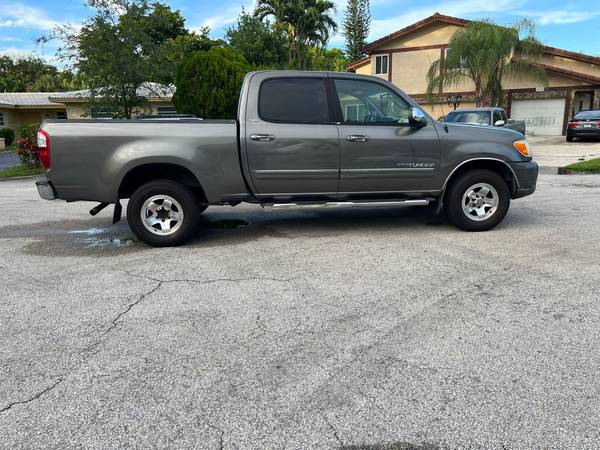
left=36, top=179, right=56, bottom=200
left=567, top=129, right=600, bottom=138
left=509, top=160, right=538, bottom=199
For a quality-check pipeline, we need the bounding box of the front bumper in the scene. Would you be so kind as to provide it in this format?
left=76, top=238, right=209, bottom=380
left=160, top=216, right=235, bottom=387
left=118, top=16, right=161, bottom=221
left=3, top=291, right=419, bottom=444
left=509, top=160, right=538, bottom=199
left=36, top=179, right=56, bottom=200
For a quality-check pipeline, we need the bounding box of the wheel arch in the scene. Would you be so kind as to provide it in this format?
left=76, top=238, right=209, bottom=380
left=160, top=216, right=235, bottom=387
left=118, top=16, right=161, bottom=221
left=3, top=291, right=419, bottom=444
left=117, top=163, right=207, bottom=204
left=443, top=158, right=519, bottom=198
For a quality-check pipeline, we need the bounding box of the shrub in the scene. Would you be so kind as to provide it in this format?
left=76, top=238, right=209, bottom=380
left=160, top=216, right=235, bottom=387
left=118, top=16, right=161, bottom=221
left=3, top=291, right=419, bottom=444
left=173, top=47, right=251, bottom=119
left=0, top=128, right=15, bottom=146
left=16, top=123, right=41, bottom=165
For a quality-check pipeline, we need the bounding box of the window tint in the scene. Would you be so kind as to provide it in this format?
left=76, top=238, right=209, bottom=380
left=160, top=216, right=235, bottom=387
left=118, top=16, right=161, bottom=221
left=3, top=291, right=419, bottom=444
left=334, top=79, right=410, bottom=124
left=259, top=78, right=329, bottom=123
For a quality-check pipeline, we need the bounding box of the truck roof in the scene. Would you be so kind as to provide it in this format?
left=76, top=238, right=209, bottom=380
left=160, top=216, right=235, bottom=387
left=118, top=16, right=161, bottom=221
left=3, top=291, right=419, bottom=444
left=450, top=107, right=504, bottom=112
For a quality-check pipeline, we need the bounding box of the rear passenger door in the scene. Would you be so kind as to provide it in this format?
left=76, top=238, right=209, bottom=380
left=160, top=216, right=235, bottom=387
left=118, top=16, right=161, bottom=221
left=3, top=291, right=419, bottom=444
left=244, top=77, right=340, bottom=198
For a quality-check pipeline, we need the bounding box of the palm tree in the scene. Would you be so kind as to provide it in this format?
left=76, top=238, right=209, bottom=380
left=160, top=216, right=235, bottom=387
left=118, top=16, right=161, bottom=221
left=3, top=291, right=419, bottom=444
left=254, top=0, right=337, bottom=68
left=426, top=19, right=547, bottom=107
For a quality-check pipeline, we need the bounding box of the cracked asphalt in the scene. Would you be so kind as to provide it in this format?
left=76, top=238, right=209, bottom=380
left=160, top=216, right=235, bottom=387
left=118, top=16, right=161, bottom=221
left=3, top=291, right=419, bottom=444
left=1, top=173, right=600, bottom=449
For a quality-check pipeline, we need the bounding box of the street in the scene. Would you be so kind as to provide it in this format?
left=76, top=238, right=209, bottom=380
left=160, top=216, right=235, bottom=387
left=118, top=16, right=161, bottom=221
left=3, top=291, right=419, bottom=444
left=1, top=173, right=600, bottom=449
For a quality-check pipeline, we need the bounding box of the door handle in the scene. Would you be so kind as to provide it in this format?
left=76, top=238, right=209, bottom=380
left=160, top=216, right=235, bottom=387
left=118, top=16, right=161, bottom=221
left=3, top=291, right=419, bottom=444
left=346, top=135, right=370, bottom=142
left=250, top=134, right=275, bottom=142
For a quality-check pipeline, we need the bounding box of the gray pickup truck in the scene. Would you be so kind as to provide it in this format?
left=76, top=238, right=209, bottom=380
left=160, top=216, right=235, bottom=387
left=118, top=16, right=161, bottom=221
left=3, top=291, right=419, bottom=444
left=36, top=71, right=538, bottom=246
left=444, top=107, right=527, bottom=135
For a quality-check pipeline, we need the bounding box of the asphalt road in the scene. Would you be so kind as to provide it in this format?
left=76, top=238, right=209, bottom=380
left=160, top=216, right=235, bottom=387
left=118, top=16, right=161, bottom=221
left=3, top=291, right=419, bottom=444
left=1, top=174, right=600, bottom=449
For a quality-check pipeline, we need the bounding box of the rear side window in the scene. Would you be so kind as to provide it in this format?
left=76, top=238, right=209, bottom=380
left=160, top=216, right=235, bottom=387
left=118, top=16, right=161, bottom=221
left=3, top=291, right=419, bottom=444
left=259, top=78, right=330, bottom=124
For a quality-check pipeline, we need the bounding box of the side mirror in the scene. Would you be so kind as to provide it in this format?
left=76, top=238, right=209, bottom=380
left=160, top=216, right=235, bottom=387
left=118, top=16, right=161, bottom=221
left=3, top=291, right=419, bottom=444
left=494, top=120, right=506, bottom=127
left=409, top=107, right=427, bottom=127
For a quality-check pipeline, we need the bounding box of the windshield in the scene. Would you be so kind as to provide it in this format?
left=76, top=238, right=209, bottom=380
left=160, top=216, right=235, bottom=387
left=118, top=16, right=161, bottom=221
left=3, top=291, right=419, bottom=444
left=574, top=110, right=600, bottom=120
left=446, top=111, right=490, bottom=125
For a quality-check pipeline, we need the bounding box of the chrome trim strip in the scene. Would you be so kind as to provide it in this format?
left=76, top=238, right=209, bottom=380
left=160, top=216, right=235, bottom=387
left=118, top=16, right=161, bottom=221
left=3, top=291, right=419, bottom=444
left=341, top=168, right=434, bottom=173
left=441, top=158, right=520, bottom=190
left=253, top=169, right=339, bottom=174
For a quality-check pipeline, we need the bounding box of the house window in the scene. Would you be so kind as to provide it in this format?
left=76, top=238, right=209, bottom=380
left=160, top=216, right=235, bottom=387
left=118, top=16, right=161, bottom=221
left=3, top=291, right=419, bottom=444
left=56, top=111, right=67, bottom=120
left=345, top=104, right=367, bottom=122
left=157, top=106, right=178, bottom=115
left=375, top=55, right=388, bottom=75
left=444, top=47, right=466, bottom=69
left=0, top=112, right=4, bottom=127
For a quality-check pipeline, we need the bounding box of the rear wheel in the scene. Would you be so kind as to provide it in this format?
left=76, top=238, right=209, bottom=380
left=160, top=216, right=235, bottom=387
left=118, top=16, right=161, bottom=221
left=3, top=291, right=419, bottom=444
left=127, top=180, right=201, bottom=246
left=444, top=169, right=510, bottom=231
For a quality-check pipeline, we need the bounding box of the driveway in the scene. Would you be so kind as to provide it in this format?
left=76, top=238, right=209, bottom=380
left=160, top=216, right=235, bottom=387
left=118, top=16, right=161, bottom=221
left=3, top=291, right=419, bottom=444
left=0, top=151, right=19, bottom=170
left=529, top=135, right=600, bottom=172
left=1, top=174, right=600, bottom=449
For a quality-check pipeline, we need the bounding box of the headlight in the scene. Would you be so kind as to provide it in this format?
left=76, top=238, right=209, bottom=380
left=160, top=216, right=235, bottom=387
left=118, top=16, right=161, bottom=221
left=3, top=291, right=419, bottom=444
left=513, top=139, right=531, bottom=157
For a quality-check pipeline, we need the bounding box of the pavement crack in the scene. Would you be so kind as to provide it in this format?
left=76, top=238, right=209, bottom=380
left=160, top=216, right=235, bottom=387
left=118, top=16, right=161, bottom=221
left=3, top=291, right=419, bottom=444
left=324, top=415, right=344, bottom=447
left=0, top=379, right=63, bottom=413
left=79, top=281, right=164, bottom=356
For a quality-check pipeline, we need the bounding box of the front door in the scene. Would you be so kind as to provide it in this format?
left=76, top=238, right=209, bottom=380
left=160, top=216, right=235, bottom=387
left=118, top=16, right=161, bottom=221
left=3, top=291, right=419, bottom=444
left=331, top=78, right=441, bottom=196
left=245, top=77, right=340, bottom=198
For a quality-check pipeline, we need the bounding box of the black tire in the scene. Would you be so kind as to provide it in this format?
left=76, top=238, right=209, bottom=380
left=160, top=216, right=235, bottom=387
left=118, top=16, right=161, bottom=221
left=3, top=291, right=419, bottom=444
left=566, top=136, right=574, bottom=142
left=127, top=180, right=201, bottom=247
left=444, top=169, right=510, bottom=232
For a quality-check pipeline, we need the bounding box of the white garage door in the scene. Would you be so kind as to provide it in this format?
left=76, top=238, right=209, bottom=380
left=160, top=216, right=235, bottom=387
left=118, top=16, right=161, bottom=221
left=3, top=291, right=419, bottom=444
left=510, top=98, right=566, bottom=135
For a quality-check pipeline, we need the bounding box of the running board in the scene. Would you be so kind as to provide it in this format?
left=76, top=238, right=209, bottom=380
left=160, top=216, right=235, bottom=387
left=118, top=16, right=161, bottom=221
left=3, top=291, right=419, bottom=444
left=269, top=199, right=431, bottom=210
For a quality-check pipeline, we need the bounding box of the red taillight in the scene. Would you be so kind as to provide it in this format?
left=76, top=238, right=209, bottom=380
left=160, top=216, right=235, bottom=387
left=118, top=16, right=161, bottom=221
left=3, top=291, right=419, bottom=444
left=37, top=129, right=51, bottom=169
left=567, top=122, right=578, bottom=127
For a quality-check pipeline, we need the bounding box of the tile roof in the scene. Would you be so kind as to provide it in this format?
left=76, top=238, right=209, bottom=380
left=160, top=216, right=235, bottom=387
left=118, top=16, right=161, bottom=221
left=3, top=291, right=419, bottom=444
left=48, top=82, right=175, bottom=101
left=0, top=92, right=61, bottom=107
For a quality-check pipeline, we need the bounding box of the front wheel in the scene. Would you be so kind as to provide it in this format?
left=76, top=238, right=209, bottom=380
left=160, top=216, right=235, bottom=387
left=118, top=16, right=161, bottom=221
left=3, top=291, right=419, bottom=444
left=444, top=169, right=510, bottom=231
left=127, top=180, right=201, bottom=246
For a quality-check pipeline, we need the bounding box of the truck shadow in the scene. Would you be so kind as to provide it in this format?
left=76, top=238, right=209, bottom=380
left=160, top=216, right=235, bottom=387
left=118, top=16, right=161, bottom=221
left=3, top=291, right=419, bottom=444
left=5, top=205, right=538, bottom=257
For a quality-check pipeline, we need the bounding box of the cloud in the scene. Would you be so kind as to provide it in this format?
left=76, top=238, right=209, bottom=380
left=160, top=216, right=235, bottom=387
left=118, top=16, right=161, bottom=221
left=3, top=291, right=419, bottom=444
left=194, top=0, right=257, bottom=33
left=0, top=3, right=58, bottom=30
left=519, top=10, right=600, bottom=25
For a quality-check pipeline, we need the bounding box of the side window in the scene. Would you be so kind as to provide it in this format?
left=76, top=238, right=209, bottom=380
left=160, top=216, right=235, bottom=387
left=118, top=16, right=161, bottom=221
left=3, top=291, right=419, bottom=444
left=375, top=55, right=388, bottom=75
left=493, top=110, right=502, bottom=124
left=334, top=79, right=410, bottom=125
left=500, top=110, right=508, bottom=122
left=259, top=78, right=330, bottom=124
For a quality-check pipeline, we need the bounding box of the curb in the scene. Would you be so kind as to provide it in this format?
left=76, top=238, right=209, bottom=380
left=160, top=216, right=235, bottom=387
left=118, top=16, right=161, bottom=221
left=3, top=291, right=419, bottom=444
left=0, top=175, right=44, bottom=182
left=557, top=167, right=600, bottom=175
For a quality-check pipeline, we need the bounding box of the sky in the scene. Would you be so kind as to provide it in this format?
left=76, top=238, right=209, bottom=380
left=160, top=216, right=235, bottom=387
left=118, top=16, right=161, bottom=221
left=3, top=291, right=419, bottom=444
left=0, top=0, right=599, bottom=64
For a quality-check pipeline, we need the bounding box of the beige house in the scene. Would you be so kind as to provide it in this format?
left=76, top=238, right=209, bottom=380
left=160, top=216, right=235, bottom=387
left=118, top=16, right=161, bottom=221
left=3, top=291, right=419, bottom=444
left=348, top=13, right=600, bottom=135
left=0, top=93, right=67, bottom=134
left=48, top=82, right=176, bottom=119
left=0, top=83, right=176, bottom=135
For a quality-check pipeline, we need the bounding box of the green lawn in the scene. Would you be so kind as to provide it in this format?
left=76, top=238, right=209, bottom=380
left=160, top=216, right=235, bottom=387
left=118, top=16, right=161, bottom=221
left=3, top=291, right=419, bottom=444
left=0, top=144, right=17, bottom=153
left=565, top=158, right=600, bottom=172
left=0, top=164, right=45, bottom=179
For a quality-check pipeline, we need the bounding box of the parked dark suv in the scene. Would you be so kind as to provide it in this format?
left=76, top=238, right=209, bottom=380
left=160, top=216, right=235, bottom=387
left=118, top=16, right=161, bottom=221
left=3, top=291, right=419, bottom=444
left=566, top=109, right=600, bottom=142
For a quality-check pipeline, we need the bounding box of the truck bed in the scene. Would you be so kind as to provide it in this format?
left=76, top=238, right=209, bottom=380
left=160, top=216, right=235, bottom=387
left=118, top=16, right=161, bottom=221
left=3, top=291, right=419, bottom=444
left=42, top=119, right=248, bottom=203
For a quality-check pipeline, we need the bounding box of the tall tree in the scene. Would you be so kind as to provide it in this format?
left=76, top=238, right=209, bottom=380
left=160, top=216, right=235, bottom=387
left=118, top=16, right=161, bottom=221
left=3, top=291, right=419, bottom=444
left=426, top=19, right=547, bottom=107
left=342, top=0, right=370, bottom=62
left=0, top=56, right=83, bottom=92
left=44, top=0, right=190, bottom=118
left=254, top=0, right=337, bottom=69
left=173, top=47, right=251, bottom=119
left=226, top=9, right=288, bottom=68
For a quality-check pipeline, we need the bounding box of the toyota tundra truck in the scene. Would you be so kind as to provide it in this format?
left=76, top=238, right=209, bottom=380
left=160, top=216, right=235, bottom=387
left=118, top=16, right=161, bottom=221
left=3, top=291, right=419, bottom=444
left=35, top=71, right=538, bottom=246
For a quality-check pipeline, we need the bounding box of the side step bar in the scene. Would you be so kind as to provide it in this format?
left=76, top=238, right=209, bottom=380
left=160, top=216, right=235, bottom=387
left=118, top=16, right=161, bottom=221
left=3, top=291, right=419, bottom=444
left=269, top=199, right=432, bottom=210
